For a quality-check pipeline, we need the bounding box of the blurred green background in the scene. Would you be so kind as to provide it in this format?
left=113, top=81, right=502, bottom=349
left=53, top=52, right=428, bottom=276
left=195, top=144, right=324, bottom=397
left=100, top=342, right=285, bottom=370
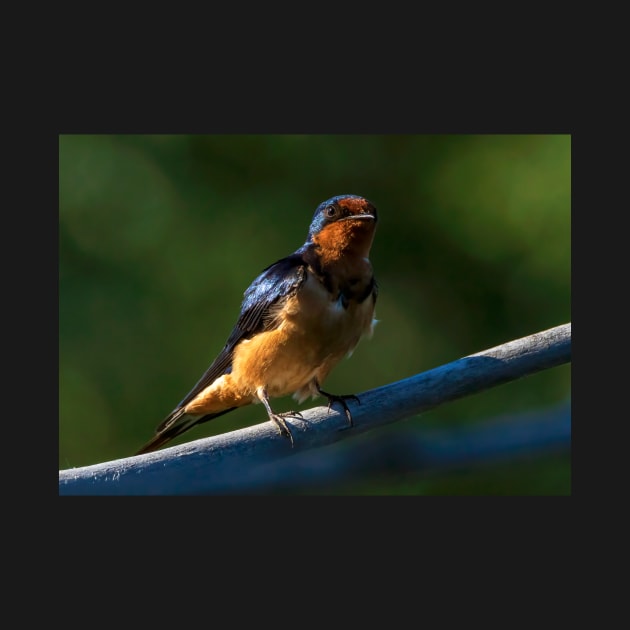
left=59, top=134, right=571, bottom=494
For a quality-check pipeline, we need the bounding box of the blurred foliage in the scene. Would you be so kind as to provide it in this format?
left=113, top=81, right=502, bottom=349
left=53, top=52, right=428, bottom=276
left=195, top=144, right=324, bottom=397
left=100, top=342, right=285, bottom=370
left=59, top=134, right=571, bottom=494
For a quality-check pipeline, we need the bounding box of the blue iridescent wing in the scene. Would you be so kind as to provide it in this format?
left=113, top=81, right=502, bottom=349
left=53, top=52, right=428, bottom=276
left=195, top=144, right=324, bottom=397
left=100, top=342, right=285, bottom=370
left=173, top=254, right=307, bottom=411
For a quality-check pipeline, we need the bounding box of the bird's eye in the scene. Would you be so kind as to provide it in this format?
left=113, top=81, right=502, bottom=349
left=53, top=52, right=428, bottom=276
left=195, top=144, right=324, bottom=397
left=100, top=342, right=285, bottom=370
left=325, top=204, right=337, bottom=218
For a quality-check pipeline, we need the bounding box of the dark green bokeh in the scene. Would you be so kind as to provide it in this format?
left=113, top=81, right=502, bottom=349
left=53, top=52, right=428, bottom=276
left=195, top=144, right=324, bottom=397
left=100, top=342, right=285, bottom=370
left=59, top=134, right=571, bottom=493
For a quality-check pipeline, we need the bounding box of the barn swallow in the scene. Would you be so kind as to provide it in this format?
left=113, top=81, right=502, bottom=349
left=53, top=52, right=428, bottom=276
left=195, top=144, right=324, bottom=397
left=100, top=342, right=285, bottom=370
left=135, top=194, right=378, bottom=455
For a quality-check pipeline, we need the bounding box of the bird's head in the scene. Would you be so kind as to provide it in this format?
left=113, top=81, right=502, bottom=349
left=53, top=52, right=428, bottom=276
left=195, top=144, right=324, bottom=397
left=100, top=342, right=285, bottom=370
left=307, top=195, right=378, bottom=259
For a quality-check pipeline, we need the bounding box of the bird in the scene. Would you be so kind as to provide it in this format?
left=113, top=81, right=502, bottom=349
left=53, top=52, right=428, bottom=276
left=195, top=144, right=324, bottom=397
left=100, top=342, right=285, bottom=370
left=135, top=194, right=378, bottom=455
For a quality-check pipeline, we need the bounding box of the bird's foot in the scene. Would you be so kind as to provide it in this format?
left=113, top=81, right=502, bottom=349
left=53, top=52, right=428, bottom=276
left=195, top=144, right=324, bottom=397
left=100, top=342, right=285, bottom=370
left=282, top=410, right=303, bottom=418
left=318, top=389, right=360, bottom=428
left=269, top=411, right=302, bottom=447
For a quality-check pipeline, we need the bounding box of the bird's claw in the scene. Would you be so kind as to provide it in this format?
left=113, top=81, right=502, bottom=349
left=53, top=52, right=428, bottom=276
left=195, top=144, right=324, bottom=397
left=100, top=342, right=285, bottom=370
left=320, top=391, right=360, bottom=427
left=270, top=411, right=303, bottom=447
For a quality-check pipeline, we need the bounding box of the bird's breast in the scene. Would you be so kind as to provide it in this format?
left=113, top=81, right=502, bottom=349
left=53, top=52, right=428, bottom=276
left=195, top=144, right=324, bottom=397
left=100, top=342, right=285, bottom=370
left=229, top=263, right=376, bottom=400
left=286, top=265, right=376, bottom=352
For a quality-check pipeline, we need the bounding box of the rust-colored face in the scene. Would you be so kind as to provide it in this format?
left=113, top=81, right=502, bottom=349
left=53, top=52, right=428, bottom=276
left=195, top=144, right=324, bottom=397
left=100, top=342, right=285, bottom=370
left=335, top=196, right=378, bottom=220
left=308, top=194, right=377, bottom=238
left=309, top=195, right=377, bottom=261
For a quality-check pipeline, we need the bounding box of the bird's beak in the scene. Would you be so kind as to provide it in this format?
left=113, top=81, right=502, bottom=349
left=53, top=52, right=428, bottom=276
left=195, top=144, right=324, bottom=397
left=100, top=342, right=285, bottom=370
left=342, top=213, right=375, bottom=222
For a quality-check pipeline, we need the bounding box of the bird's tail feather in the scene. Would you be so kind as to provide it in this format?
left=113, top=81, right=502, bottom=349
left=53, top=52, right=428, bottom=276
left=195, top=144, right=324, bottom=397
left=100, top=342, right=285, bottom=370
left=135, top=407, right=236, bottom=456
